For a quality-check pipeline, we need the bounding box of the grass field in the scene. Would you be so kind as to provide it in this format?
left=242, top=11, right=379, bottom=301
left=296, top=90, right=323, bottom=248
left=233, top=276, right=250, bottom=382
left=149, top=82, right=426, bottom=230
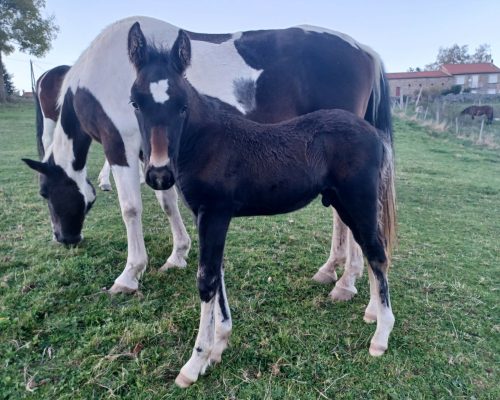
left=0, top=102, right=499, bottom=399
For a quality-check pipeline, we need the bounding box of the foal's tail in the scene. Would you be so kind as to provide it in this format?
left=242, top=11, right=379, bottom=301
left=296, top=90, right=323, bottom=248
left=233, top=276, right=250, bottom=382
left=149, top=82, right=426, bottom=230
left=364, top=59, right=397, bottom=260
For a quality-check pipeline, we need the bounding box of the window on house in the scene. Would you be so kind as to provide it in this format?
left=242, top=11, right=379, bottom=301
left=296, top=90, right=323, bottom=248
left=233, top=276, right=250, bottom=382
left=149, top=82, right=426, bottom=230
left=487, top=88, right=496, bottom=94
left=488, top=74, right=498, bottom=84
left=471, top=75, right=479, bottom=88
left=455, top=76, right=465, bottom=85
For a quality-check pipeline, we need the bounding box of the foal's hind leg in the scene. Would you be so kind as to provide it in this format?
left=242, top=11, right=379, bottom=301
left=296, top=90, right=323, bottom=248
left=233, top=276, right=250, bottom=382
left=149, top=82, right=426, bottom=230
left=332, top=182, right=395, bottom=356
left=154, top=188, right=191, bottom=271
left=366, top=259, right=394, bottom=356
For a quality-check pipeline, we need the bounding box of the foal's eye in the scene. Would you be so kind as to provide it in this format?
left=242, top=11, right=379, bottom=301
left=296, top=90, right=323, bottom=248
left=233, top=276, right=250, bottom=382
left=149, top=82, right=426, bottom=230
left=129, top=100, right=139, bottom=110
left=180, top=105, right=188, bottom=115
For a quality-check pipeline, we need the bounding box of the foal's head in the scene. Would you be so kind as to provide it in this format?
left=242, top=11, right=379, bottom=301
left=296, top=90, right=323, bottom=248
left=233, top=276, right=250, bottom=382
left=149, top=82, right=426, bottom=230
left=128, top=22, right=192, bottom=190
left=23, top=158, right=95, bottom=245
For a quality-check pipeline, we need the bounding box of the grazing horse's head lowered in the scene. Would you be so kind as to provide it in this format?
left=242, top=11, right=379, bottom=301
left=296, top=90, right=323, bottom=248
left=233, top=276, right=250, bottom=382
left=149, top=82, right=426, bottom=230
left=22, top=157, right=96, bottom=245
left=128, top=22, right=192, bottom=190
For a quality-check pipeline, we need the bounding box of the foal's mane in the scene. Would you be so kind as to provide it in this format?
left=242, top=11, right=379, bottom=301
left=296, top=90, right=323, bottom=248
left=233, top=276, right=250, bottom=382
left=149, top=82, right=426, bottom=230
left=145, top=42, right=172, bottom=65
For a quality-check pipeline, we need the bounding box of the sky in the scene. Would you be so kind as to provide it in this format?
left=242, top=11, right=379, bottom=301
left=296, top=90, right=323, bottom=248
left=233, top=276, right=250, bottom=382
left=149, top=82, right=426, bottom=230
left=4, top=0, right=500, bottom=93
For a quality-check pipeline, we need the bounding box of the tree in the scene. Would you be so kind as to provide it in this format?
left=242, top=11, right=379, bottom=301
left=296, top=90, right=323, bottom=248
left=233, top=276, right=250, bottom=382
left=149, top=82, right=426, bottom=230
left=425, top=44, right=471, bottom=70
left=0, top=0, right=58, bottom=102
left=422, top=43, right=493, bottom=71
left=471, top=44, right=492, bottom=63
left=2, top=60, right=15, bottom=95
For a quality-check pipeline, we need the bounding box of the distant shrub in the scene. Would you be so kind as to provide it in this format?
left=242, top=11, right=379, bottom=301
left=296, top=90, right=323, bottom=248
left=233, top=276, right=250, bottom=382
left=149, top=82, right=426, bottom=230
left=441, top=84, right=462, bottom=96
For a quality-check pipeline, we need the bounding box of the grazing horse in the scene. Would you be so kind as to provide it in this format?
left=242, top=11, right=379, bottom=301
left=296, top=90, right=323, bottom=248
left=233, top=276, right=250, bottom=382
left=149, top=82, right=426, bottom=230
left=23, top=16, right=394, bottom=297
left=460, top=105, right=494, bottom=124
left=129, top=27, right=396, bottom=387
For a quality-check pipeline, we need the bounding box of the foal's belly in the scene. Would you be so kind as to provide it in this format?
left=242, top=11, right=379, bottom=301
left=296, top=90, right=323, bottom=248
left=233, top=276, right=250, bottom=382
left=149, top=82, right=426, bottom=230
left=233, top=181, right=320, bottom=217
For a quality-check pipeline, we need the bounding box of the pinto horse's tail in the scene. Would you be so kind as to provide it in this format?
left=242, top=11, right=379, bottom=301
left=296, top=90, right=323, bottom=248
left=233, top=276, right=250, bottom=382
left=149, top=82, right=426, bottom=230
left=34, top=75, right=45, bottom=159
left=365, top=61, right=397, bottom=260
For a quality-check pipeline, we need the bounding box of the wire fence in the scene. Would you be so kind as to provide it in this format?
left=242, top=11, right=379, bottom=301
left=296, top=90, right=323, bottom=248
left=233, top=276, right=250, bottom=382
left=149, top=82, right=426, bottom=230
left=392, top=93, right=500, bottom=148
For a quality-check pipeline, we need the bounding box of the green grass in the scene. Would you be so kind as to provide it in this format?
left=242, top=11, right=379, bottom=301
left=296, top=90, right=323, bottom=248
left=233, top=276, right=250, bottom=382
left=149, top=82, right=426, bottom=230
left=0, top=102, right=499, bottom=399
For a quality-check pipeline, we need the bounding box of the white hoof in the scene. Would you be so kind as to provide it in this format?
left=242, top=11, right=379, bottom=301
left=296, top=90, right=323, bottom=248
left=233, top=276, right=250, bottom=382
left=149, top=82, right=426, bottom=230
left=369, top=343, right=387, bottom=357
left=99, top=183, right=112, bottom=191
left=108, top=283, right=137, bottom=294
left=312, top=268, right=337, bottom=284
left=159, top=260, right=186, bottom=272
left=363, top=312, right=377, bottom=324
left=329, top=285, right=357, bottom=301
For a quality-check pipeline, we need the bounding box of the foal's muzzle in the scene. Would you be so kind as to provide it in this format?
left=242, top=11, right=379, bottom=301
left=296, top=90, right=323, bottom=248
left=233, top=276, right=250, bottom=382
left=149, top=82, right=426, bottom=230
left=145, top=165, right=175, bottom=190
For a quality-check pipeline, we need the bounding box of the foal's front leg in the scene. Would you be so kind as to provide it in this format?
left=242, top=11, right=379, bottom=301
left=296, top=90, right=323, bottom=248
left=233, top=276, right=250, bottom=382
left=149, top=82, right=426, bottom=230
left=176, top=210, right=231, bottom=388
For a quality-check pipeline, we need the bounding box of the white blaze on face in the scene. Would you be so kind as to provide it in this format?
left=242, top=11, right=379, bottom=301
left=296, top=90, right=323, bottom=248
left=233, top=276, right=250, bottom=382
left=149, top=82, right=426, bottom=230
left=150, top=79, right=170, bottom=103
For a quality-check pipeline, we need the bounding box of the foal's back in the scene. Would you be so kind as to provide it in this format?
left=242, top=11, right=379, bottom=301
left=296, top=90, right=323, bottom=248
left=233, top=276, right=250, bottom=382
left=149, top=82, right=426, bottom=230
left=180, top=108, right=383, bottom=215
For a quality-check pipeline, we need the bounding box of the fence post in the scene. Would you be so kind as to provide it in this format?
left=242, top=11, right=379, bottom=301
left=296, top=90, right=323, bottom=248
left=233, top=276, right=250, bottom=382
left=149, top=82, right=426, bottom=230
left=479, top=119, right=485, bottom=143
left=415, top=87, right=423, bottom=107
left=424, top=106, right=428, bottom=120
left=455, top=117, right=459, bottom=135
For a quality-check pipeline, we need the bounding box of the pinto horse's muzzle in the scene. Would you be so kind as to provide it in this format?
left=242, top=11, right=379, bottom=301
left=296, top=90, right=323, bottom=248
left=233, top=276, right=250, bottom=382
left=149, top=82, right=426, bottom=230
left=145, top=165, right=176, bottom=190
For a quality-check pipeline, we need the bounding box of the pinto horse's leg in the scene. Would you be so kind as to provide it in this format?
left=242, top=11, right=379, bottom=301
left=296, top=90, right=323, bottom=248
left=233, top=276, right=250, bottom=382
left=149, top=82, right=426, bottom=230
left=154, top=188, right=191, bottom=271
left=312, top=210, right=364, bottom=301
left=98, top=160, right=112, bottom=191
left=312, top=210, right=345, bottom=283
left=108, top=158, right=148, bottom=294
left=176, top=210, right=231, bottom=388
left=329, top=230, right=364, bottom=301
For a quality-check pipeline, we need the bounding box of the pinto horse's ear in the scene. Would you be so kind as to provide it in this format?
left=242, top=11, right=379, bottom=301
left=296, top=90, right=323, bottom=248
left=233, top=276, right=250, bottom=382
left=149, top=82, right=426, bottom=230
left=171, top=30, right=191, bottom=73
left=128, top=22, right=148, bottom=71
left=22, top=158, right=52, bottom=175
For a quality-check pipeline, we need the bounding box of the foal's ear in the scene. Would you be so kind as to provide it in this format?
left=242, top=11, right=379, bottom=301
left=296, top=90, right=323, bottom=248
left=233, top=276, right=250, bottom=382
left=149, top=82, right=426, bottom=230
left=22, top=158, right=52, bottom=175
left=128, top=21, right=148, bottom=71
left=171, top=30, right=191, bottom=73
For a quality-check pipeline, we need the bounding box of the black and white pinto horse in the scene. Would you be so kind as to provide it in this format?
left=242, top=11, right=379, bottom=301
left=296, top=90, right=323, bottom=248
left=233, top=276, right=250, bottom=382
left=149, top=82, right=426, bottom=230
left=35, top=65, right=143, bottom=191
left=23, top=16, right=394, bottom=298
left=129, top=26, right=396, bottom=387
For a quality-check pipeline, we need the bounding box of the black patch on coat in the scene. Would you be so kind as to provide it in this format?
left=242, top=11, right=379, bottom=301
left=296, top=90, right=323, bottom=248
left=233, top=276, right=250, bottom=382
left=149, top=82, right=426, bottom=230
left=185, top=31, right=232, bottom=44
left=234, top=28, right=375, bottom=123
left=73, top=88, right=129, bottom=167
left=59, top=89, right=92, bottom=171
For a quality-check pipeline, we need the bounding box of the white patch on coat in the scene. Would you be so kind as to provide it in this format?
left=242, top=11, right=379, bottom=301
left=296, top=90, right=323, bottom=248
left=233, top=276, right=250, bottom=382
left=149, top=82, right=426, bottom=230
left=47, top=126, right=96, bottom=206
left=187, top=32, right=262, bottom=113
left=150, top=79, right=170, bottom=103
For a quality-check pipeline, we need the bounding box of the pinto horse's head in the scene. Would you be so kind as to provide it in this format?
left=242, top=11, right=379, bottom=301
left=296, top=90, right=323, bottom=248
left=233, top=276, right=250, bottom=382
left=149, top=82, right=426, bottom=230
left=23, top=158, right=96, bottom=245
left=128, top=22, right=192, bottom=190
